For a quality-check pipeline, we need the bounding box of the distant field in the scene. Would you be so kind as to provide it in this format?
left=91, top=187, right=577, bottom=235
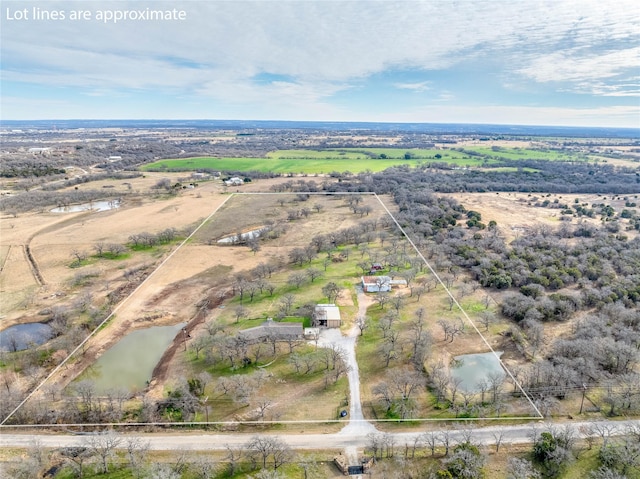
left=141, top=146, right=597, bottom=174
left=142, top=148, right=490, bottom=174
left=141, top=156, right=418, bottom=174
left=466, top=146, right=589, bottom=161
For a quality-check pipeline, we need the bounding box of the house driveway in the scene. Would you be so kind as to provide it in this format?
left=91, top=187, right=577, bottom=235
left=316, top=287, right=377, bottom=466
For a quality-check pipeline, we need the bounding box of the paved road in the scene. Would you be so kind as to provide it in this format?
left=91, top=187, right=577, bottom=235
left=1, top=420, right=637, bottom=451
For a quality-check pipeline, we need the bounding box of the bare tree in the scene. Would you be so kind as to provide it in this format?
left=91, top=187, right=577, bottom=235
left=374, top=291, right=390, bottom=309
left=306, top=267, right=323, bottom=283
left=85, top=430, right=121, bottom=474
left=355, top=315, right=369, bottom=336
left=478, top=310, right=495, bottom=332
left=246, top=435, right=292, bottom=471
left=321, top=282, right=341, bottom=303
left=224, top=444, right=243, bottom=477
left=125, top=436, right=150, bottom=479
left=279, top=293, right=296, bottom=316
left=288, top=271, right=308, bottom=289
left=254, top=396, right=273, bottom=421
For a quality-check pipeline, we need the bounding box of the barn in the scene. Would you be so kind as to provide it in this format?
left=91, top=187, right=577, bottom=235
left=313, top=304, right=342, bottom=328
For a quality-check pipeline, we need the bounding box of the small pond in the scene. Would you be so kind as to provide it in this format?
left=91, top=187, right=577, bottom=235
left=51, top=200, right=120, bottom=213
left=450, top=351, right=505, bottom=392
left=75, top=322, right=185, bottom=394
left=0, top=322, right=53, bottom=352
left=217, top=227, right=264, bottom=244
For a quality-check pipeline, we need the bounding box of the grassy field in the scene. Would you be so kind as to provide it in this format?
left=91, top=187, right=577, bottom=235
left=140, top=144, right=596, bottom=174
left=466, top=146, right=590, bottom=162
left=140, top=156, right=420, bottom=174
left=139, top=147, right=494, bottom=175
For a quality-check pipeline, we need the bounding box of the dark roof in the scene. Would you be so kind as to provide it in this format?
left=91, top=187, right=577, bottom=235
left=239, top=320, right=303, bottom=341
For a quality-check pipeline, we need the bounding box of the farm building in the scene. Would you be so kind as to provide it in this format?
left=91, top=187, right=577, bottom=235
left=313, top=304, right=341, bottom=328
left=238, top=319, right=303, bottom=343
left=361, top=276, right=407, bottom=293
left=304, top=327, right=320, bottom=340
left=224, top=177, right=243, bottom=186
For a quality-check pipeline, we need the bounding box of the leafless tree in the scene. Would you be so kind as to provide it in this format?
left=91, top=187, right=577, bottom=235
left=93, top=242, right=106, bottom=257
left=374, top=291, right=390, bottom=309
left=60, top=446, right=93, bottom=478
left=478, top=310, right=495, bottom=332
left=492, top=430, right=505, bottom=452
left=85, top=430, right=121, bottom=474
left=254, top=396, right=273, bottom=421
left=245, top=435, right=292, bottom=471
left=355, top=315, right=369, bottom=336
left=224, top=444, right=243, bottom=476
left=321, top=282, right=341, bottom=303
left=125, top=436, right=150, bottom=479
left=306, top=267, right=323, bottom=283
left=288, top=271, right=307, bottom=289
left=279, top=293, right=296, bottom=315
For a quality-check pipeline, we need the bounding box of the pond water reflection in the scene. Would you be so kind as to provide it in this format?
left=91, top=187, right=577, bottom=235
left=0, top=323, right=53, bottom=351
left=51, top=200, right=120, bottom=213
left=450, top=351, right=505, bottom=392
left=76, top=323, right=185, bottom=394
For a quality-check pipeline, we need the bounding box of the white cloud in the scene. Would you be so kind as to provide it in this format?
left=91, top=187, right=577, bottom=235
left=518, top=47, right=640, bottom=88
left=394, top=82, right=431, bottom=92
left=2, top=0, right=639, bottom=124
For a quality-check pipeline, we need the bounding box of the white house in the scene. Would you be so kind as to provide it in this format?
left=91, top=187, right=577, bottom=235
left=224, top=177, right=244, bottom=186
left=361, top=275, right=391, bottom=293
left=361, top=276, right=408, bottom=292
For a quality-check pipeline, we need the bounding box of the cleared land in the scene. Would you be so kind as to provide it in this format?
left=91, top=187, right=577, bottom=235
left=139, top=142, right=630, bottom=175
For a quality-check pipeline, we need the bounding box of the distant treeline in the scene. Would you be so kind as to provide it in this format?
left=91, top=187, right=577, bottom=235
left=0, top=163, right=66, bottom=178
left=323, top=161, right=640, bottom=195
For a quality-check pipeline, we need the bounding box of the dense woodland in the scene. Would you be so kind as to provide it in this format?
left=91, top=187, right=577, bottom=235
left=323, top=168, right=640, bottom=417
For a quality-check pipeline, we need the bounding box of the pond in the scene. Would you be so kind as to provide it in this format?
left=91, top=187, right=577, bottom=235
left=0, top=322, right=53, bottom=352
left=75, top=322, right=186, bottom=394
left=217, top=227, right=265, bottom=244
left=450, top=351, right=505, bottom=392
left=51, top=199, right=120, bottom=213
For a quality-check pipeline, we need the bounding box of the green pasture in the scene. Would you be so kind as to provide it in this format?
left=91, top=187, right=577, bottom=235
left=467, top=146, right=590, bottom=162
left=141, top=145, right=598, bottom=175
left=141, top=156, right=418, bottom=174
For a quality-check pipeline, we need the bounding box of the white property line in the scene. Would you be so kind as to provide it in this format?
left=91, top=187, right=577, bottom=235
left=3, top=191, right=543, bottom=428
left=0, top=416, right=548, bottom=429
left=1, top=194, right=235, bottom=426
left=372, top=193, right=544, bottom=419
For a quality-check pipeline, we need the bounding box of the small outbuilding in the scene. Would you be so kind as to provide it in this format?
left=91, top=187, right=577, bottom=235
left=313, top=304, right=341, bottom=328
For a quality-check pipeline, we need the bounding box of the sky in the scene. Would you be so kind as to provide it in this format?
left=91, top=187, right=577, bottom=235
left=1, top=0, right=639, bottom=127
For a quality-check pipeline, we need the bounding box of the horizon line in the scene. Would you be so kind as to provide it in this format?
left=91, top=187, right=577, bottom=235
left=1, top=118, right=639, bottom=132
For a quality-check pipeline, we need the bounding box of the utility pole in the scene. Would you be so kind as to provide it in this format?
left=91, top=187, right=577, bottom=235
left=182, top=328, right=188, bottom=351
left=579, top=383, right=587, bottom=414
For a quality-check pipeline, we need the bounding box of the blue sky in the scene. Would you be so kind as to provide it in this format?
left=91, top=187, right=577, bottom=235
left=1, top=0, right=639, bottom=127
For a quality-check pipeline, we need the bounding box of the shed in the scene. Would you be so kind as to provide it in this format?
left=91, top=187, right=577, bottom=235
left=313, top=304, right=341, bottom=328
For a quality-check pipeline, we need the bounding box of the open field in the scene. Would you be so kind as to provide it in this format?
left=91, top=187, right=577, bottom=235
left=138, top=140, right=638, bottom=175
left=140, top=155, right=423, bottom=173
